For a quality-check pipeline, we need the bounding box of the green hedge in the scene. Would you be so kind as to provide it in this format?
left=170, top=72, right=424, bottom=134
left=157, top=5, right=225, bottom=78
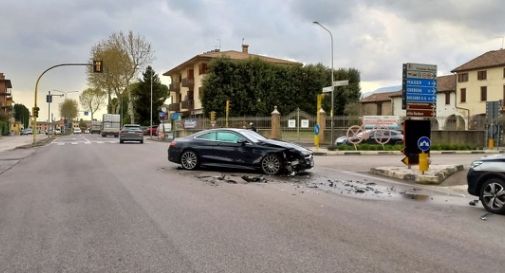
left=0, top=121, right=9, bottom=136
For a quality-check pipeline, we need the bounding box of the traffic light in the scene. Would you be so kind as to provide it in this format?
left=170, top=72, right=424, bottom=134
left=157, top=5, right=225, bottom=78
left=32, top=107, right=40, bottom=118
left=93, top=60, right=103, bottom=73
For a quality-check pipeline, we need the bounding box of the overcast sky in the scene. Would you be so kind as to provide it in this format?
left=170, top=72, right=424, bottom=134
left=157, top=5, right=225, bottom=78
left=2, top=0, right=505, bottom=120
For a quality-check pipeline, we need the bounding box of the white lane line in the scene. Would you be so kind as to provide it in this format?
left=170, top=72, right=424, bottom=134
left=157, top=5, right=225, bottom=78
left=57, top=143, right=65, bottom=146
left=71, top=142, right=78, bottom=145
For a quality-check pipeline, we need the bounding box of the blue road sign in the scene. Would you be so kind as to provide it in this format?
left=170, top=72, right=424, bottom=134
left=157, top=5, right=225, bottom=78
left=314, top=124, right=320, bottom=135
left=171, top=112, right=181, bottom=121
left=406, top=77, right=437, bottom=104
left=417, top=136, right=431, bottom=152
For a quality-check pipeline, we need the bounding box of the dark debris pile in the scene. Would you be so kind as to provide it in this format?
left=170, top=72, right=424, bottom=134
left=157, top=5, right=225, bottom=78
left=196, top=174, right=269, bottom=185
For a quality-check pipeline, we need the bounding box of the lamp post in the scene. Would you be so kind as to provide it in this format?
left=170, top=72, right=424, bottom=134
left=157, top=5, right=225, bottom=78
left=150, top=71, right=154, bottom=139
left=313, top=21, right=335, bottom=145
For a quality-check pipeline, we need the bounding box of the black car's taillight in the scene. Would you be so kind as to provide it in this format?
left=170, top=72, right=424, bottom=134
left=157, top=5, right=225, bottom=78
left=169, top=141, right=176, bottom=148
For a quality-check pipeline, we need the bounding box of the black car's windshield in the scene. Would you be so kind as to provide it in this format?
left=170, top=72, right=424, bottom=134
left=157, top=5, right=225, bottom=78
left=240, top=130, right=267, bottom=143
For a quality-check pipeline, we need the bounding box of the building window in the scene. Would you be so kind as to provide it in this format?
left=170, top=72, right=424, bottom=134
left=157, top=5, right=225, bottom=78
left=445, top=93, right=450, bottom=105
left=460, top=88, right=466, bottom=103
left=199, top=63, right=208, bottom=75
left=503, top=68, right=505, bottom=78
left=477, top=70, right=487, bottom=80
left=481, top=86, right=487, bottom=101
left=188, top=69, right=194, bottom=80
left=376, top=103, right=382, bottom=115
left=458, top=73, right=468, bottom=82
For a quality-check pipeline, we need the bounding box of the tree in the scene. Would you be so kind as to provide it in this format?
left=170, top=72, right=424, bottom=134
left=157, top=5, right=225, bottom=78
left=59, top=99, right=78, bottom=124
left=131, top=66, right=169, bottom=126
left=13, top=104, right=30, bottom=128
left=87, top=31, right=153, bottom=123
left=201, top=58, right=361, bottom=117
left=79, top=88, right=106, bottom=121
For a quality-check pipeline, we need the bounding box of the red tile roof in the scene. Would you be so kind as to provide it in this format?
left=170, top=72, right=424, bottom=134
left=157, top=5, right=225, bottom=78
left=436, top=74, right=456, bottom=92
left=163, top=49, right=300, bottom=76
left=451, top=49, right=505, bottom=72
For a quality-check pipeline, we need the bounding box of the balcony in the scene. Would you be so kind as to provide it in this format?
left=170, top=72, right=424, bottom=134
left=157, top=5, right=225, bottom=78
left=181, top=78, right=194, bottom=88
left=168, top=103, right=180, bottom=112
left=0, top=90, right=11, bottom=96
left=169, top=83, right=180, bottom=92
left=181, top=100, right=194, bottom=110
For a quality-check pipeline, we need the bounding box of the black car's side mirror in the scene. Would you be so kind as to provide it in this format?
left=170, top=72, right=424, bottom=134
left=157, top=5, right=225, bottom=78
left=238, top=139, right=249, bottom=146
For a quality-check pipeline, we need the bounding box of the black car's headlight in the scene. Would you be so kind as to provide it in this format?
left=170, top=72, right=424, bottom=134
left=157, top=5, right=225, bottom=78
left=470, top=160, right=483, bottom=169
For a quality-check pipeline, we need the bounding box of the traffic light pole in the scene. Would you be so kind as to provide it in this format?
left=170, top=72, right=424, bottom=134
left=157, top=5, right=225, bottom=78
left=32, top=62, right=102, bottom=144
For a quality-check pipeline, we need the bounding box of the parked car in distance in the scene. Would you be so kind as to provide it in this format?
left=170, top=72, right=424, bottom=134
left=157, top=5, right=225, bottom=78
left=467, top=154, right=505, bottom=214
left=21, top=128, right=33, bottom=135
left=84, top=129, right=90, bottom=134
left=335, top=129, right=404, bottom=145
left=119, top=124, right=144, bottom=144
left=168, top=128, right=314, bottom=175
left=55, top=129, right=62, bottom=135
left=144, top=125, right=158, bottom=136
left=73, top=127, right=82, bottom=134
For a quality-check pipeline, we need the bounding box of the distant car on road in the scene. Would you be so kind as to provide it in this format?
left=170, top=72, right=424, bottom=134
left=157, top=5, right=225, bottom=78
left=84, top=129, right=90, bottom=134
left=21, top=128, right=33, bottom=135
left=335, top=129, right=404, bottom=145
left=119, top=124, right=144, bottom=144
left=168, top=128, right=314, bottom=175
left=73, top=127, right=82, bottom=134
left=467, top=155, right=505, bottom=214
left=54, top=129, right=62, bottom=135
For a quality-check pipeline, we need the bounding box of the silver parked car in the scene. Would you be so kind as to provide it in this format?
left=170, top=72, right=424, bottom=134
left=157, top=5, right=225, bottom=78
left=119, top=124, right=144, bottom=144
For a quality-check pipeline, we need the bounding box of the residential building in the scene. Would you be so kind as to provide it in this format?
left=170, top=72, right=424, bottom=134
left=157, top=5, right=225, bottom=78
left=361, top=75, right=465, bottom=129
left=361, top=90, right=400, bottom=116
left=163, top=44, right=301, bottom=116
left=0, top=73, right=13, bottom=117
left=451, top=49, right=505, bottom=128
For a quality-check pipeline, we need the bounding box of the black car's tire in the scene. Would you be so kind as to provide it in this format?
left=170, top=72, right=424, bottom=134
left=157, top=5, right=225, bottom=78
left=261, top=154, right=281, bottom=175
left=480, top=178, right=505, bottom=214
left=180, top=150, right=199, bottom=170
left=120, top=140, right=123, bottom=144
left=140, top=140, right=144, bottom=144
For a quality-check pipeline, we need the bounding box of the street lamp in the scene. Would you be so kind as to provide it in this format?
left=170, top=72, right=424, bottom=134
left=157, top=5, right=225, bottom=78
left=150, top=71, right=154, bottom=139
left=313, top=21, right=335, bottom=145
left=52, top=89, right=78, bottom=99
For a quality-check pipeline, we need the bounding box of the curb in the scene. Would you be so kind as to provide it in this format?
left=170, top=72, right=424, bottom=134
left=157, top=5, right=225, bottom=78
left=369, top=164, right=464, bottom=184
left=312, top=150, right=504, bottom=156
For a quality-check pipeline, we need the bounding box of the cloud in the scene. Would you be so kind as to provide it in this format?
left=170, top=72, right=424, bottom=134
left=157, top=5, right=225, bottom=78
left=2, top=0, right=504, bottom=119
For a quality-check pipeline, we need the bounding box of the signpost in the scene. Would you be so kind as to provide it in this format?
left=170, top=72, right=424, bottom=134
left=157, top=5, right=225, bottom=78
left=402, top=63, right=437, bottom=117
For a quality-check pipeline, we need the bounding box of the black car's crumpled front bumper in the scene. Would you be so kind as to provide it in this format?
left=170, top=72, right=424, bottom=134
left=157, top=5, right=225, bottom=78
left=284, top=152, right=314, bottom=172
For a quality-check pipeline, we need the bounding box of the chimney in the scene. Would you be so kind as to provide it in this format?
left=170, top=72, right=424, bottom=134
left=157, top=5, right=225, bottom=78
left=242, top=44, right=249, bottom=54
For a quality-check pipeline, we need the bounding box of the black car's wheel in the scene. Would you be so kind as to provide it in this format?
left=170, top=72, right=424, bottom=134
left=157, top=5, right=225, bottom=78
left=140, top=140, right=144, bottom=144
left=119, top=139, right=123, bottom=144
left=261, top=154, right=281, bottom=175
left=480, top=178, right=505, bottom=214
left=180, top=150, right=199, bottom=170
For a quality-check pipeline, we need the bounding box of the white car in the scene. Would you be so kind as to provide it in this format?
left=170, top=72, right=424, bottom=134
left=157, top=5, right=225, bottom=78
left=54, top=129, right=62, bottom=135
left=73, top=128, right=82, bottom=134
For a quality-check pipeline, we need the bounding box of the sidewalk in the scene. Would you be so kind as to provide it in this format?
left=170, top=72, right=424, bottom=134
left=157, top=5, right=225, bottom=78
left=0, top=134, right=49, bottom=153
left=308, top=147, right=505, bottom=156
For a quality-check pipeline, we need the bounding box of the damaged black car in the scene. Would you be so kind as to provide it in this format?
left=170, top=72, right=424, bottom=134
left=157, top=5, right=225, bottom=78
left=168, top=128, right=314, bottom=175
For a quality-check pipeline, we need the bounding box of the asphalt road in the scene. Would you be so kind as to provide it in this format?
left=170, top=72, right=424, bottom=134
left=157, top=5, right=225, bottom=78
left=0, top=134, right=503, bottom=273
